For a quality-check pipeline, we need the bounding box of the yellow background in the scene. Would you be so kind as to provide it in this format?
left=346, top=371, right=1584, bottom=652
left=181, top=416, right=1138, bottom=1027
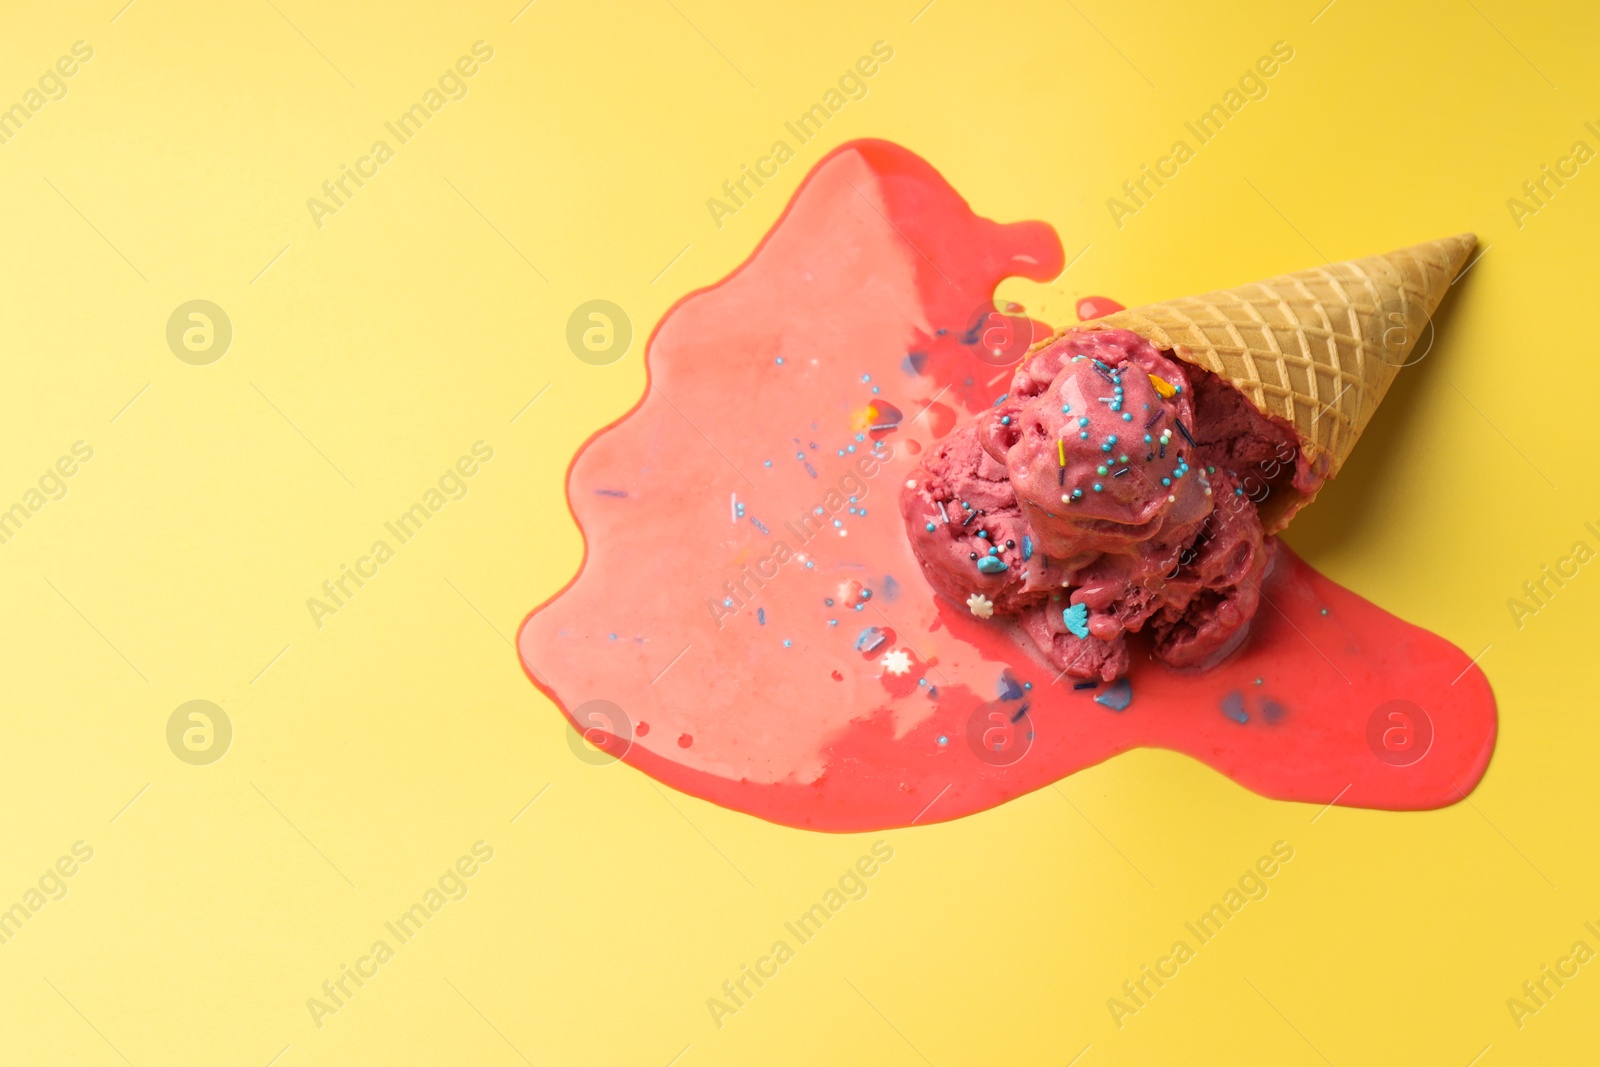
left=2, top=0, right=1596, bottom=1063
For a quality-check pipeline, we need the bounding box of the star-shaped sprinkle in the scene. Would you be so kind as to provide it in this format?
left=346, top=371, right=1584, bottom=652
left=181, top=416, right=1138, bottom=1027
left=966, top=593, right=994, bottom=618
left=881, top=649, right=912, bottom=676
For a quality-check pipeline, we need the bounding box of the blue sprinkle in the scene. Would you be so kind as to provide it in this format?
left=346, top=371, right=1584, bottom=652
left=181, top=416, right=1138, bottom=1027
left=1022, top=535, right=1034, bottom=561
left=824, top=598, right=834, bottom=606
left=937, top=735, right=947, bottom=745
left=1221, top=691, right=1249, bottom=724
left=783, top=638, right=793, bottom=648
left=1092, top=483, right=1103, bottom=492
left=882, top=575, right=900, bottom=602
left=1122, top=413, right=1133, bottom=421
left=1078, top=417, right=1089, bottom=427
left=1095, top=678, right=1132, bottom=711
left=1073, top=680, right=1098, bottom=690
left=1080, top=431, right=1089, bottom=439
left=832, top=519, right=842, bottom=528
left=1063, top=602, right=1089, bottom=638
left=828, top=619, right=837, bottom=626
left=926, top=522, right=936, bottom=532
left=776, top=357, right=784, bottom=364
left=805, top=560, right=814, bottom=568
left=1000, top=416, right=1011, bottom=425
left=992, top=393, right=1008, bottom=407
left=872, top=386, right=880, bottom=394
left=723, top=598, right=734, bottom=607
left=757, top=608, right=765, bottom=625
left=998, top=672, right=1025, bottom=700
left=977, top=556, right=1009, bottom=573
left=862, top=374, right=871, bottom=383
left=854, top=627, right=887, bottom=652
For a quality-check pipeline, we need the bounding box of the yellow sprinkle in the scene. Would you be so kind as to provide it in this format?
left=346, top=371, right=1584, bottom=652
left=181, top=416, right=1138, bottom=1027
left=1058, top=439, right=1066, bottom=466
left=1149, top=373, right=1177, bottom=399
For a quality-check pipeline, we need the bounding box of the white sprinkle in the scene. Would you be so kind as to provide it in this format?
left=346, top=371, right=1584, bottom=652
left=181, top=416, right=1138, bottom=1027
left=905, top=479, right=917, bottom=488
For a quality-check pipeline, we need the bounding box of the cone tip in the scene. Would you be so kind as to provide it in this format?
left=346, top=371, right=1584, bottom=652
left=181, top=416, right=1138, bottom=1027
left=1433, top=232, right=1477, bottom=277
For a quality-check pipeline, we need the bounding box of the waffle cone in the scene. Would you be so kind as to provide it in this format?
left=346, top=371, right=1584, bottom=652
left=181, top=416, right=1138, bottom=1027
left=1046, top=234, right=1476, bottom=530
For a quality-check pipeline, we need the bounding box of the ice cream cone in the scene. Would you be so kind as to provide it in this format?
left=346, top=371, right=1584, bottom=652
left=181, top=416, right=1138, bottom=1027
left=1049, top=233, right=1476, bottom=530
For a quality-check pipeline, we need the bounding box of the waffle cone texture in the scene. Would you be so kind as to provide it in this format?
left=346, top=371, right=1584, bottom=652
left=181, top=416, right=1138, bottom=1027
left=1045, top=234, right=1476, bottom=529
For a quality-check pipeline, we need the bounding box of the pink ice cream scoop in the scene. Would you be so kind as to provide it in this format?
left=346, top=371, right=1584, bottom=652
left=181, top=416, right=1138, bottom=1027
left=899, top=425, right=1070, bottom=616
left=901, top=326, right=1316, bottom=680
left=980, top=328, right=1213, bottom=564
